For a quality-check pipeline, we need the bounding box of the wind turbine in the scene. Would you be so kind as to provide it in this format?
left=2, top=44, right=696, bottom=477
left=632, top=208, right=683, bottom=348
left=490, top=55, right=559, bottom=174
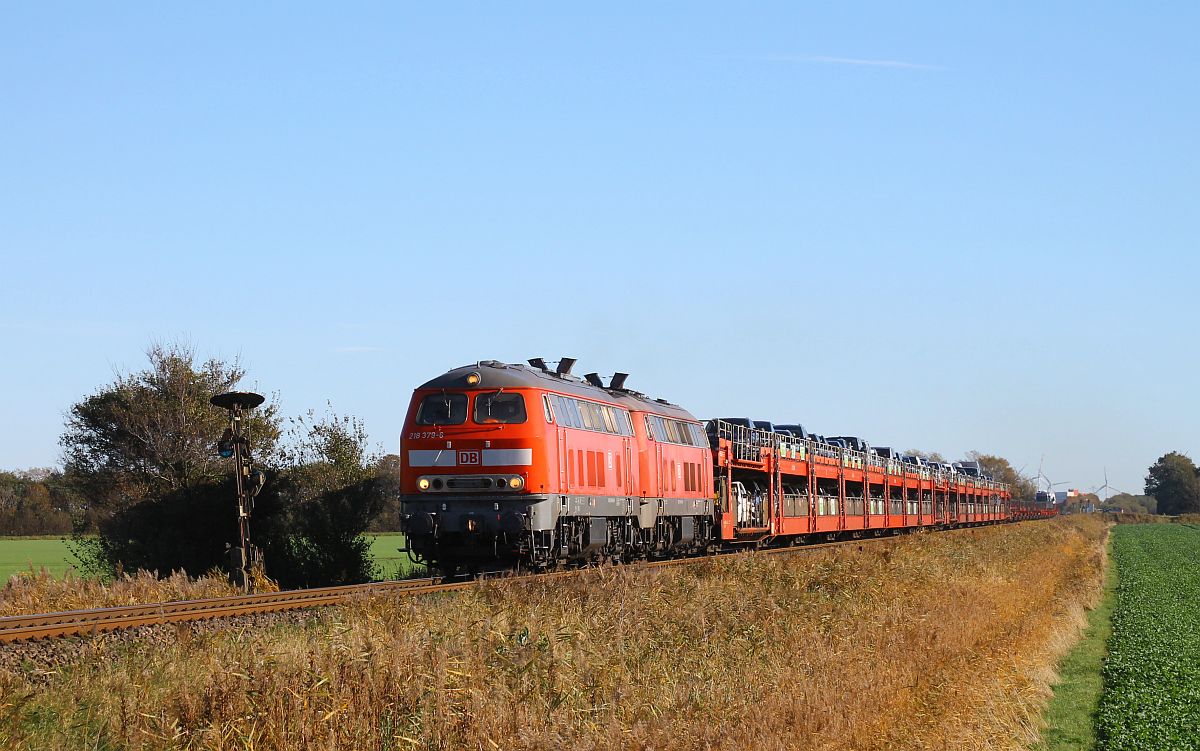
left=1092, top=468, right=1130, bottom=504
left=1036, top=456, right=1068, bottom=502
left=1036, top=456, right=1050, bottom=492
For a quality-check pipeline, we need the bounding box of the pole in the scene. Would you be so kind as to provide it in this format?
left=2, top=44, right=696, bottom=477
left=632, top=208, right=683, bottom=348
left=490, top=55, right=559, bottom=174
left=211, top=390, right=265, bottom=595
left=231, top=404, right=253, bottom=593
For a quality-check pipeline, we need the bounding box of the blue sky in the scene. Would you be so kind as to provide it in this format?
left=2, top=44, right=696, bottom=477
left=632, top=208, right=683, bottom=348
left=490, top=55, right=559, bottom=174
left=2, top=3, right=1197, bottom=496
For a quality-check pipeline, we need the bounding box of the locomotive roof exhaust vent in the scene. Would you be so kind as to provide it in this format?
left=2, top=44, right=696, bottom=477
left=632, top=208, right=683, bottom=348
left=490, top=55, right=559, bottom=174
left=528, top=357, right=548, bottom=371
left=584, top=373, right=604, bottom=387
left=556, top=357, right=576, bottom=376
left=609, top=372, right=629, bottom=391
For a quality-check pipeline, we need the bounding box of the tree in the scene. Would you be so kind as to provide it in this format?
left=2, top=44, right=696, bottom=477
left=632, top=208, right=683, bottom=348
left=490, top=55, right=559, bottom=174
left=1101, top=493, right=1157, bottom=514
left=1144, top=452, right=1200, bottom=515
left=367, top=454, right=403, bottom=532
left=262, top=409, right=389, bottom=587
left=0, top=469, right=75, bottom=535
left=60, top=343, right=281, bottom=516
left=64, top=351, right=390, bottom=587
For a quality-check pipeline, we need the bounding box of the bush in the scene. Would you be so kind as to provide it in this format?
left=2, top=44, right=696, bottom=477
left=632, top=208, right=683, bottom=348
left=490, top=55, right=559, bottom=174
left=72, top=478, right=244, bottom=579
left=258, top=477, right=389, bottom=588
left=76, top=469, right=389, bottom=588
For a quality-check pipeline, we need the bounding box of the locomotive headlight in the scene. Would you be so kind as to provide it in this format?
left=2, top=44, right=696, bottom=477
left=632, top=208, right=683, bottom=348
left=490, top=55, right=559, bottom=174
left=417, top=478, right=431, bottom=491
left=508, top=476, right=524, bottom=490
left=466, top=372, right=481, bottom=385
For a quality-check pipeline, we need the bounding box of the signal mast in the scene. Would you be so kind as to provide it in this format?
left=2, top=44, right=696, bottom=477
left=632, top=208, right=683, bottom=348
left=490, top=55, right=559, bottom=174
left=211, top=391, right=266, bottom=593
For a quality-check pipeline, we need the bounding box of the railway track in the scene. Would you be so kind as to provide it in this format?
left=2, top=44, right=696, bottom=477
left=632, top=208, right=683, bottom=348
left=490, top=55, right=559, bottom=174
left=0, top=577, right=465, bottom=644
left=0, top=524, right=989, bottom=645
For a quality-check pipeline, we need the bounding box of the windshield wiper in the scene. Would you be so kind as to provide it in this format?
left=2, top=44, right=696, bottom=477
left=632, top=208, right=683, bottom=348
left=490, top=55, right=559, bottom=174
left=486, top=388, right=504, bottom=416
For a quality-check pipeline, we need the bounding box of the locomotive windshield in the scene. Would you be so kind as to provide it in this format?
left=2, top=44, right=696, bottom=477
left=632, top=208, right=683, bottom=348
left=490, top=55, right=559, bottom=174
left=415, top=393, right=468, bottom=425
left=473, top=391, right=527, bottom=424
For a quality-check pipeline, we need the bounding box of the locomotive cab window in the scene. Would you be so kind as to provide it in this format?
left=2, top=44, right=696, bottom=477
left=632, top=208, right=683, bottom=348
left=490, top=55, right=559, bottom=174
left=415, top=393, right=468, bottom=425
left=474, top=392, right=527, bottom=424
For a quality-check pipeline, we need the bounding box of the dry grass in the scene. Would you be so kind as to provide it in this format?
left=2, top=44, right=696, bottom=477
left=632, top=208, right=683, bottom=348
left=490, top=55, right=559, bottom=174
left=0, top=568, right=237, bottom=617
left=1104, top=513, right=1166, bottom=525
left=0, top=518, right=1106, bottom=750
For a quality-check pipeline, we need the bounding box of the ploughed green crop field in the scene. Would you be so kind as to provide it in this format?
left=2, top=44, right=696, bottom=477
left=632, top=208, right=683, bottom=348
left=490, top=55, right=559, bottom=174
left=0, top=534, right=412, bottom=583
left=1098, top=524, right=1200, bottom=750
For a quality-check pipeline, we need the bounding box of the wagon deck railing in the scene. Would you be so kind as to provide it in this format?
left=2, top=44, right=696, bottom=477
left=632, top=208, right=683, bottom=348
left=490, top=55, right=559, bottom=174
left=710, top=419, right=1006, bottom=494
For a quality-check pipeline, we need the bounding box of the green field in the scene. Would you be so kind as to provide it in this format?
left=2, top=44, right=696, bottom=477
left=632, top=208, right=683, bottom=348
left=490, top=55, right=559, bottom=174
left=1096, top=524, right=1200, bottom=750
left=0, top=537, right=81, bottom=580
left=367, top=532, right=416, bottom=579
left=0, top=534, right=415, bottom=583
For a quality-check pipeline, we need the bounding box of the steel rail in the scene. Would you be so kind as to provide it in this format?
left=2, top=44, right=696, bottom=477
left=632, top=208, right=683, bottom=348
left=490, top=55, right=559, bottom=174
left=0, top=522, right=1003, bottom=645
left=0, top=577, right=449, bottom=644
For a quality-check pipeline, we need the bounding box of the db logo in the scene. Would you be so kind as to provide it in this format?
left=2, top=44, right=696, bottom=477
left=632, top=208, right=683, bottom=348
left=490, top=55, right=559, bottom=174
left=458, top=450, right=481, bottom=465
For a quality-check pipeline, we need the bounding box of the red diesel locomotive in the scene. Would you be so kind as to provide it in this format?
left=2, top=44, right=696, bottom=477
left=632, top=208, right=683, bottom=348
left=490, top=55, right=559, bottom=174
left=399, top=359, right=1046, bottom=573
left=399, top=359, right=714, bottom=572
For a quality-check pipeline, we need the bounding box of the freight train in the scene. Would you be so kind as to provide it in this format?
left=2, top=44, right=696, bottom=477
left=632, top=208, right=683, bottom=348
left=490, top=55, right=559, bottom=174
left=398, top=359, right=1054, bottom=574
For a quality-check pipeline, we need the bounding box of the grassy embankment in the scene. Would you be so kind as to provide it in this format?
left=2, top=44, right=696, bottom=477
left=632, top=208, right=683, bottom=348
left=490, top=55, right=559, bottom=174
left=0, top=533, right=411, bottom=586
left=1035, top=534, right=1117, bottom=751
left=0, top=517, right=1105, bottom=751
